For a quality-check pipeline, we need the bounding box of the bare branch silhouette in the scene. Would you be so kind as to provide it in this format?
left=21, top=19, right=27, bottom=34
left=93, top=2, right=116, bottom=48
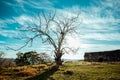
left=8, top=10, right=80, bottom=67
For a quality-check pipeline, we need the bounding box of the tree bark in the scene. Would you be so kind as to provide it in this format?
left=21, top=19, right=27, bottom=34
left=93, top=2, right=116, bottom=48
left=55, top=53, right=62, bottom=67
left=56, top=58, right=62, bottom=66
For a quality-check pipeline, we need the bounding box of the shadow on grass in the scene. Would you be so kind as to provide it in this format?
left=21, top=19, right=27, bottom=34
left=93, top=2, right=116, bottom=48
left=25, top=66, right=58, bottom=80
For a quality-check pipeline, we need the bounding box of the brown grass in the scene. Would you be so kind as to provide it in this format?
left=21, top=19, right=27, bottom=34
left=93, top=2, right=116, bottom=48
left=16, top=68, right=37, bottom=77
left=63, top=70, right=74, bottom=75
left=0, top=62, right=120, bottom=80
left=0, top=76, right=9, bottom=80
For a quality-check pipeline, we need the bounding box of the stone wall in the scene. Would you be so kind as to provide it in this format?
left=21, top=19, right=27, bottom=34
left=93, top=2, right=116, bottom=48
left=84, top=50, right=120, bottom=62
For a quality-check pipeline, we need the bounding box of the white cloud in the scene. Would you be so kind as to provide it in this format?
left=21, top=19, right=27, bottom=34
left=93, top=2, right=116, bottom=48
left=1, top=0, right=120, bottom=59
left=0, top=41, right=5, bottom=44
left=28, top=0, right=53, bottom=10
left=13, top=15, right=34, bottom=26
left=83, top=44, right=120, bottom=52
left=0, top=19, right=6, bottom=28
left=2, top=0, right=54, bottom=15
left=0, top=19, right=16, bottom=28
left=10, top=4, right=120, bottom=50
left=0, top=30, right=19, bottom=38
left=81, top=32, right=120, bottom=41
left=56, top=3, right=120, bottom=58
left=16, top=0, right=24, bottom=3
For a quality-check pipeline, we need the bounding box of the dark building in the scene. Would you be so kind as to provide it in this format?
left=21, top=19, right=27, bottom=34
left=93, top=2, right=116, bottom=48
left=84, top=50, right=120, bottom=62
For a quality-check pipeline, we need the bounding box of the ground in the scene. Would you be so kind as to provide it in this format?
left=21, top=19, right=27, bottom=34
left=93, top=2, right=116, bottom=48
left=0, top=61, right=120, bottom=80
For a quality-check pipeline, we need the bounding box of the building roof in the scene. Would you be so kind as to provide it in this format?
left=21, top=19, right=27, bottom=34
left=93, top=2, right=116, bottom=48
left=84, top=49, right=120, bottom=57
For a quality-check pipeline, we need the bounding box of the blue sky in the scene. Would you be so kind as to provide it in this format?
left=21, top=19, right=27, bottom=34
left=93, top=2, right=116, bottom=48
left=0, top=0, right=120, bottom=59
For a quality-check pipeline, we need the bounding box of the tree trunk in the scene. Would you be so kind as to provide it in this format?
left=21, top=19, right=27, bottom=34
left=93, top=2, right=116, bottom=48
left=55, top=57, right=62, bottom=67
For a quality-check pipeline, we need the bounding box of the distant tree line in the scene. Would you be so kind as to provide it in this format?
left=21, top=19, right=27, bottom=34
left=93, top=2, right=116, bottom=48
left=0, top=51, right=5, bottom=58
left=15, top=51, right=52, bottom=66
left=0, top=51, right=15, bottom=70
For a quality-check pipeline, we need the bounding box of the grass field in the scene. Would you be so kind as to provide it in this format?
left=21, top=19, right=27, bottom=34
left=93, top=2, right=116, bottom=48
left=0, top=61, right=120, bottom=80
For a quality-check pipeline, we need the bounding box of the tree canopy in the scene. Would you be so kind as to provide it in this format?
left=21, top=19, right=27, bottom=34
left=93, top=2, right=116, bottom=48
left=15, top=51, right=51, bottom=66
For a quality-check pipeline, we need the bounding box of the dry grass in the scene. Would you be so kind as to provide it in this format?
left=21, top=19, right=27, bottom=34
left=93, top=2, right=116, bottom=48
left=0, top=64, right=50, bottom=80
left=0, top=76, right=9, bottom=80
left=0, top=62, right=120, bottom=80
left=16, top=68, right=37, bottom=77
left=51, top=62, right=120, bottom=80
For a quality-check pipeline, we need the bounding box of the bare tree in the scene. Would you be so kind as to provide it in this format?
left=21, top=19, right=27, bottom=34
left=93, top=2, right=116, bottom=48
left=8, top=11, right=80, bottom=67
left=38, top=53, right=52, bottom=63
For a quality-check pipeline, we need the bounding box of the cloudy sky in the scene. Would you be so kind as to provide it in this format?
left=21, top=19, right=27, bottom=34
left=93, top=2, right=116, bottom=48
left=0, top=0, right=120, bottom=59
